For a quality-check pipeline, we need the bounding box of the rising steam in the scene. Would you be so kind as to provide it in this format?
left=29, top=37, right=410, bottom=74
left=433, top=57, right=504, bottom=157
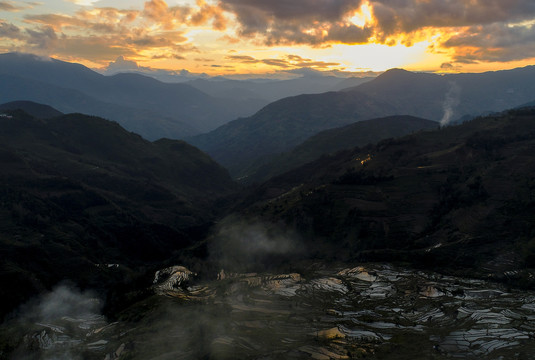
left=440, top=81, right=461, bottom=127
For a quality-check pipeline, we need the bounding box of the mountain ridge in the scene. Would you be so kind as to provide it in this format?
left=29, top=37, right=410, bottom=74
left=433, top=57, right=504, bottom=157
left=187, top=90, right=399, bottom=177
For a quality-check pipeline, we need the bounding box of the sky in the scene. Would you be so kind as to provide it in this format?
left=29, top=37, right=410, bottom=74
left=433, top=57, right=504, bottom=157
left=1, top=0, right=535, bottom=77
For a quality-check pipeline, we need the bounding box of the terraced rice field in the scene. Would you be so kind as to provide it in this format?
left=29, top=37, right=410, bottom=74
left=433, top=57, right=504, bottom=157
left=17, top=264, right=535, bottom=359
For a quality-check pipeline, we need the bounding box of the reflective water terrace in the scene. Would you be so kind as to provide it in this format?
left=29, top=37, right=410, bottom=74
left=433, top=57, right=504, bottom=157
left=23, top=264, right=535, bottom=359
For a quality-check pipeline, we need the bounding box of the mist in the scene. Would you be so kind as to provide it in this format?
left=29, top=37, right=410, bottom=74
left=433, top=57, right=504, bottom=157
left=33, top=285, right=101, bottom=322
left=208, top=216, right=305, bottom=272
left=8, top=284, right=105, bottom=360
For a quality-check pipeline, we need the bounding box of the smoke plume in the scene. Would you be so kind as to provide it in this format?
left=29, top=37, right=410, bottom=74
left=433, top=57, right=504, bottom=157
left=440, top=81, right=461, bottom=127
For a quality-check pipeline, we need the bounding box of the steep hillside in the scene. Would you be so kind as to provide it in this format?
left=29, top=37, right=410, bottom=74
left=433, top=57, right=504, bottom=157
left=247, top=115, right=438, bottom=183
left=238, top=108, right=535, bottom=280
left=188, top=91, right=398, bottom=177
left=0, top=109, right=237, bottom=319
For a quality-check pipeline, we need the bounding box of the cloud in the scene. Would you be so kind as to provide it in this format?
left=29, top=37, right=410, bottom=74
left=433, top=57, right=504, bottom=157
left=5, top=1, right=216, bottom=64
left=216, top=0, right=535, bottom=64
left=190, top=0, right=228, bottom=31
left=217, top=0, right=535, bottom=46
left=152, top=53, right=186, bottom=60
left=143, top=0, right=189, bottom=30
left=9, top=3, right=202, bottom=63
left=227, top=53, right=342, bottom=70
left=441, top=22, right=535, bottom=63
left=219, top=0, right=370, bottom=45
left=67, top=0, right=100, bottom=5
left=107, top=55, right=139, bottom=71
left=0, top=20, right=22, bottom=39
left=142, top=0, right=227, bottom=31
left=24, top=13, right=87, bottom=31
left=25, top=25, right=57, bottom=50
left=0, top=1, right=26, bottom=11
left=4, top=0, right=535, bottom=69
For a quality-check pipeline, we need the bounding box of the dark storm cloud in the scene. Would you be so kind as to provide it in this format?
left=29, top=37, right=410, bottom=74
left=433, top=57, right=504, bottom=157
left=219, top=0, right=370, bottom=45
left=218, top=0, right=535, bottom=62
left=443, top=22, right=535, bottom=63
left=220, top=0, right=363, bottom=22
left=369, top=0, right=535, bottom=40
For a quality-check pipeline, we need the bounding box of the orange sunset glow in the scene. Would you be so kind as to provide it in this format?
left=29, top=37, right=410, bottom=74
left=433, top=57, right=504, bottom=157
left=1, top=0, right=535, bottom=76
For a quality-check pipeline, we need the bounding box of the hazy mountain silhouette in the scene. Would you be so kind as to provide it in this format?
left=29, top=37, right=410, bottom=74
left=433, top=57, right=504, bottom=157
left=186, top=75, right=373, bottom=104
left=349, top=66, right=535, bottom=124
left=0, top=53, right=263, bottom=138
left=0, top=73, right=200, bottom=139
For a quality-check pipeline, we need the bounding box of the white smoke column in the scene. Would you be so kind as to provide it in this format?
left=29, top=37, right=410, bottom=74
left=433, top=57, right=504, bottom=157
left=440, top=81, right=461, bottom=127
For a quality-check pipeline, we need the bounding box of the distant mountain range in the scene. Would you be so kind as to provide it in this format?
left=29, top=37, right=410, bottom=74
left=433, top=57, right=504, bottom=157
left=0, top=105, right=236, bottom=319
left=189, top=65, right=535, bottom=178
left=185, top=76, right=373, bottom=104
left=351, top=66, right=535, bottom=123
left=0, top=53, right=262, bottom=139
left=0, top=53, right=374, bottom=140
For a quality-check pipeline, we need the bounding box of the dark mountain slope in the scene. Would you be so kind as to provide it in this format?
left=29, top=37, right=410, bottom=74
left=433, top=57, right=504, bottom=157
left=238, top=108, right=535, bottom=281
left=188, top=91, right=399, bottom=177
left=247, top=115, right=438, bottom=183
left=0, top=109, right=237, bottom=320
left=0, top=100, right=63, bottom=119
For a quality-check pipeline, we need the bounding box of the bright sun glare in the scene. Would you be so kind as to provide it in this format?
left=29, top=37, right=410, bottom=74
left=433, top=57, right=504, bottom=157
left=350, top=2, right=373, bottom=28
